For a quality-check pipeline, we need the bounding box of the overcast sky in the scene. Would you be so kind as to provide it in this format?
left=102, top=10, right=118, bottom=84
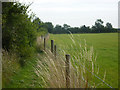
left=19, top=0, right=118, bottom=28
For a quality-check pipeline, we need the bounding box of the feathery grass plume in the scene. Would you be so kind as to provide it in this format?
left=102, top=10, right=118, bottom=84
left=103, top=70, right=106, bottom=82
left=35, top=33, right=107, bottom=88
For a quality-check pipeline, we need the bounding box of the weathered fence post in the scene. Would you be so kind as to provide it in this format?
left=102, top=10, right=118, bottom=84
left=54, top=45, right=56, bottom=58
left=44, top=37, right=46, bottom=50
left=65, top=54, right=70, bottom=88
left=51, top=40, right=54, bottom=53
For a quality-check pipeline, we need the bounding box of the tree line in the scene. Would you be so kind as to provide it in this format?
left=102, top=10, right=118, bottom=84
left=2, top=2, right=48, bottom=66
left=40, top=19, right=117, bottom=34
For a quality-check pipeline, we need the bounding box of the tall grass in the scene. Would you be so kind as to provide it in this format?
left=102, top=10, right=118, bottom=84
left=35, top=34, right=106, bottom=88
left=2, top=50, right=20, bottom=87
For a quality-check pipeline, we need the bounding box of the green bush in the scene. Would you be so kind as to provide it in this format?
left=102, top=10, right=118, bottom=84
left=2, top=1, right=48, bottom=67
left=2, top=2, right=37, bottom=66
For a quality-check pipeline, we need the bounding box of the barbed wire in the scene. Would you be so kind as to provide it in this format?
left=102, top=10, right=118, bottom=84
left=52, top=47, right=113, bottom=88
left=72, top=58, right=113, bottom=88
left=40, top=45, right=113, bottom=88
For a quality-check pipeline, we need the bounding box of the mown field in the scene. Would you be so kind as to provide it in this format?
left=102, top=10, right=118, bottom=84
left=48, top=33, right=118, bottom=88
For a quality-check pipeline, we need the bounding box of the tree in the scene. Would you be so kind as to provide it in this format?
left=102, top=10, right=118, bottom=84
left=63, top=24, right=70, bottom=30
left=80, top=25, right=91, bottom=33
left=35, top=18, right=117, bottom=34
left=53, top=25, right=62, bottom=34
left=93, top=19, right=104, bottom=33
left=2, top=2, right=37, bottom=66
left=33, top=17, right=48, bottom=35
left=105, top=22, right=117, bottom=32
left=33, top=18, right=42, bottom=26
left=106, top=22, right=112, bottom=29
left=45, top=22, right=53, bottom=33
left=95, top=19, right=103, bottom=25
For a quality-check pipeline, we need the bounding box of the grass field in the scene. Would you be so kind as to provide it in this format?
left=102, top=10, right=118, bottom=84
left=48, top=33, right=118, bottom=88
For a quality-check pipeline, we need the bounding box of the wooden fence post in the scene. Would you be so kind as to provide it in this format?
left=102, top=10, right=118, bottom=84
left=51, top=40, right=54, bottom=53
left=65, top=54, right=70, bottom=88
left=54, top=45, right=56, bottom=58
left=44, top=37, right=46, bottom=50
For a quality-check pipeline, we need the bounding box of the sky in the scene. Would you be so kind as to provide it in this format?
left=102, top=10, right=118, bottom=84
left=18, top=0, right=119, bottom=28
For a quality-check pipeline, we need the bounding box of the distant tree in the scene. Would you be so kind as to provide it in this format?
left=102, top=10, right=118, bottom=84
left=91, top=25, right=97, bottom=33
left=53, top=25, right=62, bottom=34
left=45, top=22, right=53, bottom=33
left=105, top=22, right=117, bottom=32
left=106, top=22, right=112, bottom=29
left=92, top=19, right=104, bottom=33
left=49, top=19, right=117, bottom=34
left=80, top=25, right=91, bottom=33
left=32, top=17, right=48, bottom=35
left=96, top=19, right=104, bottom=25
left=63, top=24, right=70, bottom=30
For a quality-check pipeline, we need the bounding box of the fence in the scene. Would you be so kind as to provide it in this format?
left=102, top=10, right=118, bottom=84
left=42, top=36, right=113, bottom=88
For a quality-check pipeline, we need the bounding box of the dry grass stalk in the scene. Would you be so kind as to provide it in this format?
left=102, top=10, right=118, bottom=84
left=35, top=34, right=106, bottom=88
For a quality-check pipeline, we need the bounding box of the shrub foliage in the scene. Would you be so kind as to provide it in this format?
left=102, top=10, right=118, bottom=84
left=2, top=2, right=47, bottom=66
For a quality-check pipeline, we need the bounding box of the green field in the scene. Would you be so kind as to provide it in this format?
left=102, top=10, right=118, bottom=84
left=48, top=33, right=118, bottom=88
